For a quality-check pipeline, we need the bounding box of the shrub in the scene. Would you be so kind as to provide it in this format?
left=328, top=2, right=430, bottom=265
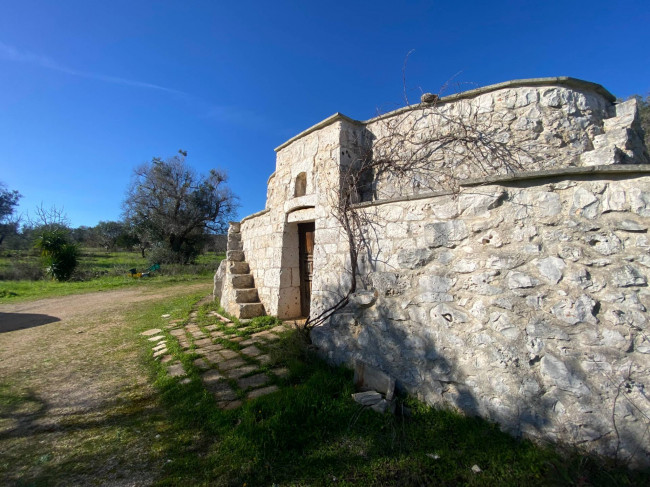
left=35, top=229, right=79, bottom=281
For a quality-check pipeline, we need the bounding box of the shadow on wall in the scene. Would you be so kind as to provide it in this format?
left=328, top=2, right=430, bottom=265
left=0, top=313, right=61, bottom=333
left=309, top=253, right=650, bottom=468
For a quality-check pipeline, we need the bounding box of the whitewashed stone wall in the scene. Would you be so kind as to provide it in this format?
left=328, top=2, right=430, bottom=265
left=311, top=171, right=650, bottom=466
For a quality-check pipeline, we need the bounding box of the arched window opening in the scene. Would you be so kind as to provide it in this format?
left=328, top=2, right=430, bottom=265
left=294, top=172, right=307, bottom=197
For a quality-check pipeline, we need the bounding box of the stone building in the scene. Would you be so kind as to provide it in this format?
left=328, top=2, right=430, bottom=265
left=217, top=77, right=650, bottom=465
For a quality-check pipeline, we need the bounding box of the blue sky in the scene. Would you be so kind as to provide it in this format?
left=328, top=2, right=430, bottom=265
left=1, top=0, right=649, bottom=228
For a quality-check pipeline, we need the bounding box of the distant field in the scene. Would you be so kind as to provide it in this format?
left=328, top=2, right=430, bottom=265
left=0, top=248, right=224, bottom=302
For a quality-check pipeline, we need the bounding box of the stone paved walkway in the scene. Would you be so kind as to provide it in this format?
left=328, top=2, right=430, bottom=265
left=141, top=299, right=290, bottom=410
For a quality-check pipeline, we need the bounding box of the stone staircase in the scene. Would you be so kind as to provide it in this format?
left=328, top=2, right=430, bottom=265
left=224, top=225, right=265, bottom=319
left=580, top=98, right=650, bottom=166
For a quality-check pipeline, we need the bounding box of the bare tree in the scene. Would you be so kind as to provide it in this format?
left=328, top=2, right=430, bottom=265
left=123, top=151, right=238, bottom=263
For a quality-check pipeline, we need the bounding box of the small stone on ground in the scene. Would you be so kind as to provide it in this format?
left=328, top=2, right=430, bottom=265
left=148, top=335, right=165, bottom=342
left=257, top=354, right=272, bottom=365
left=168, top=363, right=186, bottom=377
left=153, top=348, right=168, bottom=358
left=247, top=385, right=279, bottom=399
left=201, top=370, right=223, bottom=384
left=218, top=357, right=246, bottom=371
left=220, top=349, right=239, bottom=360
left=141, top=328, right=162, bottom=336
left=219, top=400, right=243, bottom=410
left=193, top=358, right=209, bottom=369
left=271, top=367, right=290, bottom=379
left=237, top=373, right=269, bottom=390
left=224, top=365, right=258, bottom=379
left=240, top=345, right=263, bottom=357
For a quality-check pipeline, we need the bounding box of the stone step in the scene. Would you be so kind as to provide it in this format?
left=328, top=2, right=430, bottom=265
left=235, top=288, right=259, bottom=303
left=231, top=274, right=254, bottom=289
left=228, top=261, right=250, bottom=274
left=227, top=250, right=245, bottom=262
left=238, top=303, right=265, bottom=319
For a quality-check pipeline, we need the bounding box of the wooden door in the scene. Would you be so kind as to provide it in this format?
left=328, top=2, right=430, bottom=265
left=298, top=222, right=315, bottom=317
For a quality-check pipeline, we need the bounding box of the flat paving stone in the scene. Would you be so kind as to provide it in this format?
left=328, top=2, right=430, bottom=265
left=153, top=348, right=168, bottom=358
left=201, top=370, right=224, bottom=384
left=203, top=344, right=225, bottom=352
left=168, top=363, right=186, bottom=377
left=204, top=352, right=222, bottom=364
left=224, top=365, right=258, bottom=379
left=240, top=345, right=263, bottom=357
left=161, top=314, right=171, bottom=318
left=160, top=355, right=173, bottom=364
left=193, top=358, right=209, bottom=370
left=211, top=331, right=226, bottom=338
left=219, top=400, right=242, bottom=410
left=247, top=385, right=279, bottom=399
left=148, top=335, right=165, bottom=342
left=218, top=357, right=246, bottom=371
left=271, top=367, right=290, bottom=379
left=237, top=373, right=269, bottom=390
left=213, top=385, right=238, bottom=402
left=153, top=342, right=167, bottom=352
left=141, top=328, right=162, bottom=336
left=190, top=332, right=207, bottom=339
left=170, top=329, right=186, bottom=337
left=180, top=378, right=192, bottom=385
left=220, top=349, right=239, bottom=360
left=239, top=338, right=256, bottom=347
left=263, top=334, right=281, bottom=342
left=194, top=338, right=213, bottom=346
left=251, top=330, right=273, bottom=339
left=257, top=354, right=272, bottom=365
left=205, top=324, right=220, bottom=331
left=229, top=336, right=245, bottom=343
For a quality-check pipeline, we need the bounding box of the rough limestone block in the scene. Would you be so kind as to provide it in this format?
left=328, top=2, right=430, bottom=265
left=354, top=361, right=396, bottom=401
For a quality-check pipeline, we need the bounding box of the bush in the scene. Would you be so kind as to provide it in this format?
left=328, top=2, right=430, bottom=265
left=35, top=229, right=79, bottom=281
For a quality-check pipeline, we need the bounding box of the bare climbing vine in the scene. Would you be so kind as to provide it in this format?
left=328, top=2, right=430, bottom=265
left=303, top=86, right=539, bottom=333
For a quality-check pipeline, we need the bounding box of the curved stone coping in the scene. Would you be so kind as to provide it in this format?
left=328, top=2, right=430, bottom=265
left=351, top=164, right=650, bottom=209
left=275, top=77, right=615, bottom=152
left=365, top=77, right=616, bottom=125
left=267, top=171, right=276, bottom=184
left=240, top=208, right=270, bottom=224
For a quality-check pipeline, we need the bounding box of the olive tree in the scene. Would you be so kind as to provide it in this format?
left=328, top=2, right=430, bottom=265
left=123, top=151, right=237, bottom=264
left=0, top=182, right=21, bottom=247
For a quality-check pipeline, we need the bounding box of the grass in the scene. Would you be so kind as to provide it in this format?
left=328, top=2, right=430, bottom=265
left=144, top=301, right=650, bottom=486
left=0, top=248, right=224, bottom=302
left=2, top=289, right=648, bottom=486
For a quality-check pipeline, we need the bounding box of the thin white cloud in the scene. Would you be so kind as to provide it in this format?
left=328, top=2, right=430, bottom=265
left=0, top=41, right=185, bottom=95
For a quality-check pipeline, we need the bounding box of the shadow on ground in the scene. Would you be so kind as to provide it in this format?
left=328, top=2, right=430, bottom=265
left=0, top=313, right=60, bottom=333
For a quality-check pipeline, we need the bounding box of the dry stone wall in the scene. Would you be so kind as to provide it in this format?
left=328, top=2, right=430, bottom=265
left=363, top=81, right=647, bottom=200
left=219, top=78, right=650, bottom=465
left=311, top=169, right=650, bottom=466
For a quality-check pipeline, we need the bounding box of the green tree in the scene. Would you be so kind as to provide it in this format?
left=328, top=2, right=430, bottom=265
left=123, top=151, right=237, bottom=264
left=0, top=182, right=21, bottom=247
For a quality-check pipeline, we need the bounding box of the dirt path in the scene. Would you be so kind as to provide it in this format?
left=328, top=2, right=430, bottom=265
left=0, top=283, right=212, bottom=486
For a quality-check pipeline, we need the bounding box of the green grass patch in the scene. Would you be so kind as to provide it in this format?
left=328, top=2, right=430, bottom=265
left=0, top=249, right=224, bottom=302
